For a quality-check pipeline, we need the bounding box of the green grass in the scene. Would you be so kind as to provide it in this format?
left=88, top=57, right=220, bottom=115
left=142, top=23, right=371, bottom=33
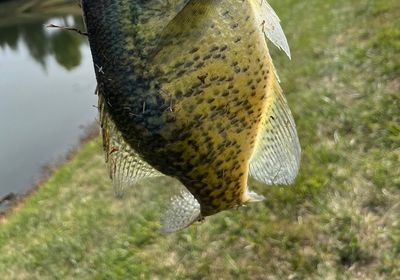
left=1, top=0, right=399, bottom=278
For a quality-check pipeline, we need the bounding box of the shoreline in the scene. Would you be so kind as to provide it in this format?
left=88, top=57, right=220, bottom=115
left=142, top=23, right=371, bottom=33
left=0, top=122, right=100, bottom=221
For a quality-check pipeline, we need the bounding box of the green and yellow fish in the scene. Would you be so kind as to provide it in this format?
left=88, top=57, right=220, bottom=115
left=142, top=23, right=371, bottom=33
left=82, top=0, right=301, bottom=232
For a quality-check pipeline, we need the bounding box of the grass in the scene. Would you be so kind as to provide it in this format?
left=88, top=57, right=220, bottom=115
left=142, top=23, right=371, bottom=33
left=1, top=0, right=399, bottom=278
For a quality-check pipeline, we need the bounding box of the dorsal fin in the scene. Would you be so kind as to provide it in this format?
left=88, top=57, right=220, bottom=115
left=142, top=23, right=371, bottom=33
left=249, top=64, right=301, bottom=185
left=98, top=94, right=162, bottom=197
left=251, top=0, right=291, bottom=58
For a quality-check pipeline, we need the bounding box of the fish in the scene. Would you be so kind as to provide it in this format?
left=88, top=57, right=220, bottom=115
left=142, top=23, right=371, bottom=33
left=82, top=0, right=301, bottom=232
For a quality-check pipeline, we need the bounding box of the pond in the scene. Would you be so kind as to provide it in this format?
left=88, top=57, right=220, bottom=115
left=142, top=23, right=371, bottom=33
left=0, top=14, right=97, bottom=202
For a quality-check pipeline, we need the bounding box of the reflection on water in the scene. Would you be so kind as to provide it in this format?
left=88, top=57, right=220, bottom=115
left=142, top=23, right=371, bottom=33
left=0, top=15, right=97, bottom=200
left=0, top=15, right=86, bottom=70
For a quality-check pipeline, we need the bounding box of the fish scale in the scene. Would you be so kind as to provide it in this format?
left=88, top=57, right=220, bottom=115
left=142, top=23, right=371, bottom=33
left=83, top=0, right=301, bottom=231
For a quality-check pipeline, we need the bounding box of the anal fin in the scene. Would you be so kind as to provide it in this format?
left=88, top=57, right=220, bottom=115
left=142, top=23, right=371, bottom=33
left=161, top=190, right=201, bottom=233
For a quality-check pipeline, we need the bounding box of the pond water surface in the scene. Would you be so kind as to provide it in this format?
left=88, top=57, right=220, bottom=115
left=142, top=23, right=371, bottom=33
left=0, top=15, right=97, bottom=201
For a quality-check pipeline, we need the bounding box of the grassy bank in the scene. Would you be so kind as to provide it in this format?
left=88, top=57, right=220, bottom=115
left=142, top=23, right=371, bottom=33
left=1, top=0, right=399, bottom=278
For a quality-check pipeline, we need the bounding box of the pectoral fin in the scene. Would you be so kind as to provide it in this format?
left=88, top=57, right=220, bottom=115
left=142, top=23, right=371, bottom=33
left=99, top=94, right=163, bottom=197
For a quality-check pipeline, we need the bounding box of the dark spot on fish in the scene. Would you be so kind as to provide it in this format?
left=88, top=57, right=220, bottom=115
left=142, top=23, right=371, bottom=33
left=196, top=62, right=205, bottom=68
left=197, top=73, right=208, bottom=84
left=231, top=119, right=239, bottom=125
left=177, top=69, right=186, bottom=77
left=210, top=75, right=219, bottom=82
left=196, top=98, right=205, bottom=105
left=174, top=61, right=184, bottom=68
left=189, top=47, right=199, bottom=54
left=220, top=45, right=228, bottom=52
left=203, top=54, right=212, bottom=60
left=210, top=46, right=219, bottom=52
left=185, top=61, right=194, bottom=68
left=178, top=130, right=191, bottom=140
left=193, top=89, right=204, bottom=96
left=184, top=89, right=194, bottom=97
left=175, top=89, right=183, bottom=99
left=165, top=114, right=176, bottom=123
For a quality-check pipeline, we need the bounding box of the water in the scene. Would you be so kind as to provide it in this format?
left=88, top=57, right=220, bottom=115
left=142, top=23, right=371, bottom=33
left=0, top=15, right=97, bottom=199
